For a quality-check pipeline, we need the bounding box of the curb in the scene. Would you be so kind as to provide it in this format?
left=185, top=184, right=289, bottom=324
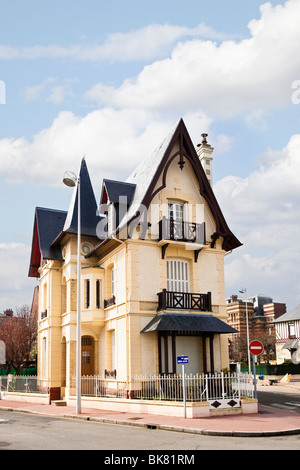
left=2, top=405, right=300, bottom=437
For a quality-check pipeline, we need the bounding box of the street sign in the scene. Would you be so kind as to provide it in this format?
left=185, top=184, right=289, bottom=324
left=249, top=340, right=264, bottom=356
left=177, top=356, right=189, bottom=418
left=177, top=355, right=189, bottom=364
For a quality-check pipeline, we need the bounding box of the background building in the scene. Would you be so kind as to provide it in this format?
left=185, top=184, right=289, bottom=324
left=227, top=294, right=286, bottom=362
left=273, top=305, right=300, bottom=364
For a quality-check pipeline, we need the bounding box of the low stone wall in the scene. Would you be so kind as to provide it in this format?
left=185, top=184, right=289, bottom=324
left=67, top=395, right=258, bottom=418
left=0, top=392, right=50, bottom=405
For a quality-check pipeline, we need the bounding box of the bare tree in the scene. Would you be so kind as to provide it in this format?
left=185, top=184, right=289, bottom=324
left=0, top=305, right=37, bottom=374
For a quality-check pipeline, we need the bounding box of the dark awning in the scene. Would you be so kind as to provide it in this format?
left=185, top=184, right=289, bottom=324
left=141, top=313, right=238, bottom=334
left=282, top=340, right=298, bottom=350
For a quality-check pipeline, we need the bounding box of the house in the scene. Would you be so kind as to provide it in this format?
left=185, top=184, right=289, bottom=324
left=227, top=294, right=286, bottom=361
left=273, top=304, right=300, bottom=364
left=28, top=118, right=241, bottom=400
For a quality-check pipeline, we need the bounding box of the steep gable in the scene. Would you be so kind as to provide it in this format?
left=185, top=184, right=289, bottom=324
left=28, top=207, right=67, bottom=277
left=52, top=157, right=103, bottom=245
left=96, top=118, right=241, bottom=252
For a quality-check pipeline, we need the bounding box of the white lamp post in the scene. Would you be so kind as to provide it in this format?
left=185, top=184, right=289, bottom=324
left=239, top=288, right=251, bottom=374
left=63, top=170, right=81, bottom=414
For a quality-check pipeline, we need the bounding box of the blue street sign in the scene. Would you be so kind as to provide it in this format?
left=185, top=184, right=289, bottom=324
left=177, top=355, right=189, bottom=364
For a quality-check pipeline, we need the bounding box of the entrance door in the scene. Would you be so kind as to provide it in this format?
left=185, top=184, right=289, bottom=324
left=81, top=336, right=95, bottom=376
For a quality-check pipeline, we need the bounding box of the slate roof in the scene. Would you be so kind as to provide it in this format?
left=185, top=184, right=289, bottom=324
left=55, top=157, right=102, bottom=241
left=273, top=304, right=300, bottom=323
left=141, top=312, right=238, bottom=334
left=28, top=207, right=67, bottom=277
left=100, top=179, right=136, bottom=205
left=122, top=121, right=178, bottom=227
left=28, top=158, right=102, bottom=277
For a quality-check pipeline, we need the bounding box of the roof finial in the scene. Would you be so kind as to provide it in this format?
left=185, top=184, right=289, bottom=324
left=197, top=133, right=209, bottom=147
left=201, top=133, right=208, bottom=144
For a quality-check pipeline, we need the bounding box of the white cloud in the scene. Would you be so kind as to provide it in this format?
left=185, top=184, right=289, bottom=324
left=0, top=107, right=212, bottom=186
left=84, top=0, right=300, bottom=118
left=0, top=242, right=34, bottom=312
left=21, top=77, right=79, bottom=104
left=0, top=22, right=230, bottom=63
left=21, top=78, right=57, bottom=102
left=214, top=132, right=300, bottom=309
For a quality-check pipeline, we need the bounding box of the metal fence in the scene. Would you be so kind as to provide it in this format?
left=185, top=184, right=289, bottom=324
left=132, top=373, right=254, bottom=402
left=0, top=375, right=47, bottom=394
left=73, top=372, right=254, bottom=402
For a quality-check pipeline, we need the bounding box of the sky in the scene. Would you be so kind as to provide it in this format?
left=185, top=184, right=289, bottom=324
left=0, top=0, right=300, bottom=313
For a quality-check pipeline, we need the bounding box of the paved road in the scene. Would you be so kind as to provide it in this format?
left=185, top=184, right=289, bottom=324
left=1, top=410, right=300, bottom=451
left=258, top=387, right=300, bottom=414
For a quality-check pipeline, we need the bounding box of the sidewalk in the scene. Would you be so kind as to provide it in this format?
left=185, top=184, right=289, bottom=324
left=1, top=381, right=300, bottom=437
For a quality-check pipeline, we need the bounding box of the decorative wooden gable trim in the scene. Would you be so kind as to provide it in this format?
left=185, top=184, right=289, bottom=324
left=28, top=217, right=41, bottom=278
left=141, top=119, right=242, bottom=252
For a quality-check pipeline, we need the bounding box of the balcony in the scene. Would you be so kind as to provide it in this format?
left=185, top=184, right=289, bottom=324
left=159, top=217, right=205, bottom=244
left=158, top=289, right=212, bottom=312
left=104, top=295, right=116, bottom=309
left=41, top=309, right=47, bottom=319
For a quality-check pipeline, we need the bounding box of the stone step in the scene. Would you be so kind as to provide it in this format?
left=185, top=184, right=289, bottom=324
left=51, top=400, right=67, bottom=406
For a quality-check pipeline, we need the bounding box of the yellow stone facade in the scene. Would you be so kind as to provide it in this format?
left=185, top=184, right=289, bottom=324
left=30, top=119, right=241, bottom=399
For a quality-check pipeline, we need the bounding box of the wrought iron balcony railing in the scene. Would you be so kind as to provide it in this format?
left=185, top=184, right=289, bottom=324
left=41, top=309, right=47, bottom=319
left=158, top=289, right=212, bottom=312
left=104, top=295, right=116, bottom=309
left=159, top=217, right=205, bottom=244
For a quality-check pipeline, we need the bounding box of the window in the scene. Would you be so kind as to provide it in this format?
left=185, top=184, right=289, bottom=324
left=107, top=203, right=116, bottom=237
left=111, top=266, right=116, bottom=297
left=96, top=280, right=101, bottom=309
left=42, top=337, right=47, bottom=379
left=288, top=322, right=295, bottom=338
left=43, top=283, right=47, bottom=311
left=81, top=243, right=91, bottom=255
left=167, top=259, right=189, bottom=293
left=111, top=330, right=116, bottom=370
left=85, top=279, right=90, bottom=308
left=168, top=202, right=183, bottom=222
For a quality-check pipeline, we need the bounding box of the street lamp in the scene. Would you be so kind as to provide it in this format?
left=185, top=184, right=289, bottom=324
left=63, top=169, right=81, bottom=414
left=239, top=288, right=251, bottom=374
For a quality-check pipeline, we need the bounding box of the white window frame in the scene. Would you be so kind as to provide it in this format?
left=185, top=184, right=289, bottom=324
left=168, top=201, right=183, bottom=222
left=96, top=279, right=101, bottom=309
left=288, top=322, right=295, bottom=337
left=167, top=259, right=190, bottom=293
left=111, top=266, right=116, bottom=297
left=84, top=279, right=90, bottom=309
left=111, top=330, right=116, bottom=370
left=42, top=337, right=47, bottom=379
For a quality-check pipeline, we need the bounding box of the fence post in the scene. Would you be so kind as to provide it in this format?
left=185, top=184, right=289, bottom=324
left=182, top=365, right=186, bottom=418
left=205, top=374, right=209, bottom=401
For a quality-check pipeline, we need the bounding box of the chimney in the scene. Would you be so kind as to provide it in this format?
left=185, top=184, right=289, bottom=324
left=196, top=133, right=214, bottom=187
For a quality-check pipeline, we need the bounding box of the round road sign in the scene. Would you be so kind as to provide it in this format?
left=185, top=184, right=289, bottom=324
left=249, top=340, right=264, bottom=356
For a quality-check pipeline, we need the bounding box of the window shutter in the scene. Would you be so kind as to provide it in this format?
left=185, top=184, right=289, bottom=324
left=167, top=259, right=189, bottom=293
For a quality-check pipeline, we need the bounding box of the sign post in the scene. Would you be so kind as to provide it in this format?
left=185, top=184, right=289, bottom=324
left=249, top=340, right=264, bottom=399
left=177, top=356, right=189, bottom=418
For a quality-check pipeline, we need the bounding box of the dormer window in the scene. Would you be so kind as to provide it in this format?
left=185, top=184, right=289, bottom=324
left=288, top=322, right=295, bottom=338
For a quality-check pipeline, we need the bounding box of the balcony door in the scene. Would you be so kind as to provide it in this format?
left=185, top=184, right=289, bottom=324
left=168, top=202, right=186, bottom=240
left=167, top=259, right=189, bottom=293
left=168, top=202, right=184, bottom=223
